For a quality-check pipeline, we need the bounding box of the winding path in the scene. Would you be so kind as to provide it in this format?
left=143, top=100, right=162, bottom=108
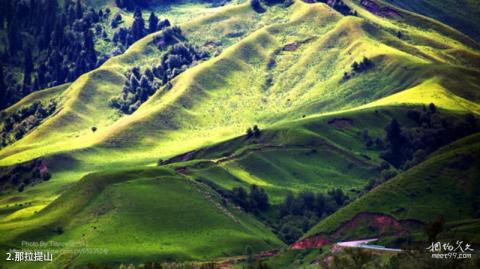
left=336, top=238, right=402, bottom=252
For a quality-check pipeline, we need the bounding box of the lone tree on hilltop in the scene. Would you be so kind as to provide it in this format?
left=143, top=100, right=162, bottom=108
left=253, top=125, right=261, bottom=137
left=429, top=102, right=437, bottom=113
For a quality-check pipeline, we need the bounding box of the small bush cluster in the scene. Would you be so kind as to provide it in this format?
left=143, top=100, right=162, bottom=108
left=276, top=189, right=348, bottom=243
left=1, top=100, right=56, bottom=147
left=0, top=158, right=51, bottom=192
left=364, top=161, right=397, bottom=191
left=361, top=129, right=383, bottom=150
left=154, top=42, right=208, bottom=80
left=111, top=12, right=123, bottom=28
left=114, top=0, right=156, bottom=11
left=109, top=67, right=159, bottom=114
left=381, top=104, right=479, bottom=168
left=251, top=0, right=266, bottom=13
left=226, top=185, right=270, bottom=214
left=112, top=8, right=171, bottom=51
left=251, top=0, right=295, bottom=14
left=318, top=0, right=357, bottom=16
left=246, top=125, right=261, bottom=139
left=343, top=57, right=374, bottom=80
left=325, top=248, right=376, bottom=269
left=152, top=26, right=183, bottom=50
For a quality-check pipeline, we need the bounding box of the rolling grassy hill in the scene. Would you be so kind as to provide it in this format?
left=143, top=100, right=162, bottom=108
left=160, top=105, right=425, bottom=200
left=1, top=0, right=480, bottom=267
left=1, top=1, right=479, bottom=168
left=0, top=167, right=283, bottom=268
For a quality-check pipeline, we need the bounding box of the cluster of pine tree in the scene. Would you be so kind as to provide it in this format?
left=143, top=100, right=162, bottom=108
left=246, top=125, right=261, bottom=139
left=0, top=0, right=111, bottom=110
left=0, top=100, right=57, bottom=148
left=229, top=185, right=270, bottom=213
left=111, top=28, right=208, bottom=114
left=250, top=0, right=294, bottom=14
left=276, top=189, right=348, bottom=243
left=112, top=8, right=170, bottom=52
left=152, top=26, right=183, bottom=50
left=342, top=57, right=374, bottom=80
left=115, top=0, right=154, bottom=10
left=155, top=41, right=209, bottom=79
left=110, top=67, right=160, bottom=114
left=196, top=177, right=351, bottom=244
left=381, top=104, right=479, bottom=169
left=206, top=184, right=270, bottom=215
left=317, top=0, right=357, bottom=16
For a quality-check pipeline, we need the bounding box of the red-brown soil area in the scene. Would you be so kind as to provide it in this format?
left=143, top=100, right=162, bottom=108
left=291, top=234, right=332, bottom=249
left=327, top=117, right=353, bottom=128
left=293, top=212, right=423, bottom=249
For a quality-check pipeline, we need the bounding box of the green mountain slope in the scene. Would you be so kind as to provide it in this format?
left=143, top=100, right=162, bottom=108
left=0, top=168, right=282, bottom=268
left=304, top=133, right=480, bottom=242
left=2, top=1, right=479, bottom=169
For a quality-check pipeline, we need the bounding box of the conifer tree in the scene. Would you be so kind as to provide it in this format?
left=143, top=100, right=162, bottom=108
left=0, top=65, right=6, bottom=108
left=75, top=0, right=83, bottom=19
left=23, top=48, right=33, bottom=88
left=131, top=8, right=145, bottom=41
left=83, top=30, right=97, bottom=68
left=7, top=18, right=21, bottom=55
left=148, top=12, right=158, bottom=33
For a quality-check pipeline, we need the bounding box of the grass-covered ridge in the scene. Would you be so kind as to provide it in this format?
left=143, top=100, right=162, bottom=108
left=1, top=1, right=480, bottom=168
left=0, top=167, right=283, bottom=268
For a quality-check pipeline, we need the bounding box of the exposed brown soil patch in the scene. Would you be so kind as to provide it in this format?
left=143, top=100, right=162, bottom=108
left=174, top=167, right=188, bottom=174
left=292, top=212, right=423, bottom=250
left=204, top=40, right=221, bottom=49
left=283, top=42, right=300, bottom=51
left=328, top=117, right=353, bottom=129
left=292, top=234, right=331, bottom=249
left=163, top=150, right=199, bottom=165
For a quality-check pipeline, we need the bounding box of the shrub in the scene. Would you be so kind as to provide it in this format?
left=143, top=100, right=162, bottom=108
left=111, top=13, right=123, bottom=28
left=1, top=100, right=57, bottom=148
left=251, top=0, right=266, bottom=13
left=253, top=125, right=261, bottom=137
left=424, top=216, right=444, bottom=242
left=54, top=226, right=64, bottom=235
left=381, top=169, right=397, bottom=181
left=42, top=172, right=52, bottom=181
